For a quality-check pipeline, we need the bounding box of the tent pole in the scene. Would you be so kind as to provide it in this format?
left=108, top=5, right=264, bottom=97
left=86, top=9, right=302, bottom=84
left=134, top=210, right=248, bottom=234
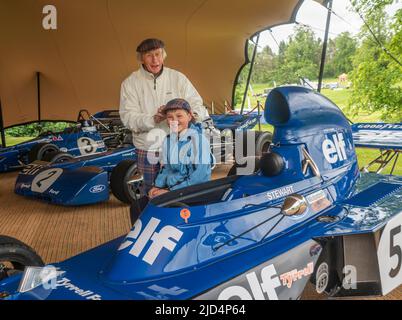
left=36, top=71, right=41, bottom=122
left=317, top=0, right=333, bottom=92
left=240, top=33, right=260, bottom=114
left=0, top=99, right=6, bottom=148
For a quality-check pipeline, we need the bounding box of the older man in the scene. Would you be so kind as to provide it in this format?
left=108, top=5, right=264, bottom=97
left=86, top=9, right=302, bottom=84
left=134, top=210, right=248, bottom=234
left=119, top=38, right=208, bottom=192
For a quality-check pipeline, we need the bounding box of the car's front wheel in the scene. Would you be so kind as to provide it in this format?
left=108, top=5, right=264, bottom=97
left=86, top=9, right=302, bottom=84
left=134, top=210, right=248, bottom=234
left=110, top=160, right=143, bottom=204
left=0, top=236, right=44, bottom=282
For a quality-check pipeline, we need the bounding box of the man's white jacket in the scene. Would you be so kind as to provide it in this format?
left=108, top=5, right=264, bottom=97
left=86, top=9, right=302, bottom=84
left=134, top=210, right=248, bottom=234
left=119, top=65, right=208, bottom=151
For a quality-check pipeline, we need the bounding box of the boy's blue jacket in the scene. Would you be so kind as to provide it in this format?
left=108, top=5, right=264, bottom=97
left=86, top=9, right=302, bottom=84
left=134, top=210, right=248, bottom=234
left=154, top=122, right=211, bottom=190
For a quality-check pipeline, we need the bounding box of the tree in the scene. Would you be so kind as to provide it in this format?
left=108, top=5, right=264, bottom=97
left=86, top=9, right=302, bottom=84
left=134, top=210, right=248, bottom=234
left=274, top=25, right=322, bottom=84
left=348, top=1, right=402, bottom=121
left=325, top=32, right=357, bottom=77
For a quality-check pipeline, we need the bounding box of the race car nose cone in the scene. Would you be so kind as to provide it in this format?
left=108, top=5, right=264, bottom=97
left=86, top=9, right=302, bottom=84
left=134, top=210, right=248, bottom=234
left=281, top=194, right=307, bottom=216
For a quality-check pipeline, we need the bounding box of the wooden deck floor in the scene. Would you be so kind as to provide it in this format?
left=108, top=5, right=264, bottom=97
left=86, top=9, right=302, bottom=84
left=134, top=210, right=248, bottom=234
left=1, top=166, right=401, bottom=300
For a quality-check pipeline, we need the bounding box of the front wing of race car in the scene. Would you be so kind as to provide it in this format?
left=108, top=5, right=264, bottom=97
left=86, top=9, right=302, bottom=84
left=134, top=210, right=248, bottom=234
left=0, top=149, right=22, bottom=172
left=14, top=162, right=109, bottom=206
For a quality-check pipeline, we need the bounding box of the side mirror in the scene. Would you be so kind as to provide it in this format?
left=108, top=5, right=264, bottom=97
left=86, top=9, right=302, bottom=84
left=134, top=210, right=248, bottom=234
left=281, top=194, right=307, bottom=216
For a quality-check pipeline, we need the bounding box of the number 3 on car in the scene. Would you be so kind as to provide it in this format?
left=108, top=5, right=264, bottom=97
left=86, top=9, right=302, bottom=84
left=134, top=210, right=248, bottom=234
left=31, top=168, right=63, bottom=193
left=77, top=137, right=96, bottom=155
left=377, top=213, right=402, bottom=295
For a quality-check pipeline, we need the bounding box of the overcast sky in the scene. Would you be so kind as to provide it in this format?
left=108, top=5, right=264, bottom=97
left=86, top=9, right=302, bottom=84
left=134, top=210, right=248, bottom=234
left=257, top=0, right=401, bottom=53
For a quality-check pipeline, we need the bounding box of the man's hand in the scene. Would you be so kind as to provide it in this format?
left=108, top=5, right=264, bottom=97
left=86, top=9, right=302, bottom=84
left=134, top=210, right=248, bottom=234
left=153, top=105, right=166, bottom=124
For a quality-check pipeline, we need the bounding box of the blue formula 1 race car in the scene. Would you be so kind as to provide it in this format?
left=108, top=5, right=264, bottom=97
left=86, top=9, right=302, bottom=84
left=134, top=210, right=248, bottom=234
left=13, top=145, right=138, bottom=206
left=1, top=86, right=402, bottom=300
left=0, top=109, right=125, bottom=173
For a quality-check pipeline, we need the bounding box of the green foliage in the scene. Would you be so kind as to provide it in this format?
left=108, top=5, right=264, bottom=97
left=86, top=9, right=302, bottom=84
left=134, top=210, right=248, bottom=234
left=325, top=32, right=357, bottom=77
left=348, top=3, right=402, bottom=121
left=6, top=121, right=75, bottom=137
left=274, top=25, right=322, bottom=84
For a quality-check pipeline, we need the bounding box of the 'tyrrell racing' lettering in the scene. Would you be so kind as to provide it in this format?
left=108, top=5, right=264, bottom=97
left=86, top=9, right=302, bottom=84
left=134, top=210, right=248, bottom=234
left=56, top=277, right=101, bottom=300
left=322, top=132, right=347, bottom=164
left=118, top=218, right=183, bottom=265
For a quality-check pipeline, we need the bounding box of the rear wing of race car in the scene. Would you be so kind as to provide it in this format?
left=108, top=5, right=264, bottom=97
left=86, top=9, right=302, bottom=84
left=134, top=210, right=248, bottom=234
left=352, top=123, right=402, bottom=174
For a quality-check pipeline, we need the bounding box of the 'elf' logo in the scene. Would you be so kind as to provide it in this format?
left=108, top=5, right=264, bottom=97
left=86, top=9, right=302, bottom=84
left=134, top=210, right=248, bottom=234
left=118, top=218, right=183, bottom=265
left=322, top=132, right=347, bottom=164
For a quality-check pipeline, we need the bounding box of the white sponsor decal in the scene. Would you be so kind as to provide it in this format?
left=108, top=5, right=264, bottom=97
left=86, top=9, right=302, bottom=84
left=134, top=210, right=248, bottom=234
left=377, top=212, right=402, bottom=295
left=356, top=124, right=402, bottom=130
left=123, top=151, right=135, bottom=157
left=218, top=264, right=281, bottom=300
left=56, top=277, right=102, bottom=300
left=48, top=189, right=60, bottom=195
left=322, top=132, right=347, bottom=164
left=90, top=185, right=106, bottom=193
left=21, top=163, right=46, bottom=176
left=266, top=185, right=294, bottom=201
left=218, top=262, right=314, bottom=300
left=118, top=218, right=183, bottom=265
left=21, top=183, right=31, bottom=189
left=31, top=168, right=63, bottom=193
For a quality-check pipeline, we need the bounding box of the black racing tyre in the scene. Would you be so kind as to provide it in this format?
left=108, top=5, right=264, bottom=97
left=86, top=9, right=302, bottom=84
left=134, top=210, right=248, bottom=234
left=42, top=151, right=74, bottom=163
left=110, top=160, right=143, bottom=204
left=255, top=131, right=273, bottom=157
left=236, top=131, right=272, bottom=160
left=28, top=143, right=59, bottom=163
left=0, top=235, right=44, bottom=282
left=227, top=156, right=261, bottom=176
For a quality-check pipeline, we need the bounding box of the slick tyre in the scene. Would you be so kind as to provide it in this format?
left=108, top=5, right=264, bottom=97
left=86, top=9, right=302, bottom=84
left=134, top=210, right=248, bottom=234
left=0, top=236, right=44, bottom=281
left=255, top=131, right=273, bottom=157
left=236, top=131, right=272, bottom=161
left=110, top=160, right=143, bottom=204
left=227, top=156, right=261, bottom=176
left=28, top=143, right=59, bottom=163
left=42, top=151, right=74, bottom=163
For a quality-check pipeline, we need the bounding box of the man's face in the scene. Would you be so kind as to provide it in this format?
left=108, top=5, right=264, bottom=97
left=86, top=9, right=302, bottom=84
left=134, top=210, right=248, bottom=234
left=166, top=109, right=192, bottom=133
left=141, top=48, right=164, bottom=75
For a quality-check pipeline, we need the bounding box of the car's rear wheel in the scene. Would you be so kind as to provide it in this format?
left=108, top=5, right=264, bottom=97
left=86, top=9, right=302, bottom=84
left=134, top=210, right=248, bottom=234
left=42, top=151, right=74, bottom=163
left=0, top=236, right=44, bottom=282
left=28, top=143, right=59, bottom=163
left=255, top=131, right=273, bottom=156
left=227, top=156, right=261, bottom=176
left=110, top=160, right=143, bottom=204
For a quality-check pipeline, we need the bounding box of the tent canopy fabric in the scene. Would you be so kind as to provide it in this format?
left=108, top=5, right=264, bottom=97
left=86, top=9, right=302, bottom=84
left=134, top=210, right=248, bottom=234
left=0, top=0, right=325, bottom=127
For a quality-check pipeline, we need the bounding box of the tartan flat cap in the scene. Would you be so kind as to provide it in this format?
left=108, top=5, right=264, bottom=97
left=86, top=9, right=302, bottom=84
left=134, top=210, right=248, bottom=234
left=136, top=38, right=165, bottom=53
left=163, top=98, right=191, bottom=114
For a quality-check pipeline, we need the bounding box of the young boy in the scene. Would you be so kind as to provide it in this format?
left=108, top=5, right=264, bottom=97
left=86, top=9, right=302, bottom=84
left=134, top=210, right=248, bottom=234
left=148, top=98, right=211, bottom=198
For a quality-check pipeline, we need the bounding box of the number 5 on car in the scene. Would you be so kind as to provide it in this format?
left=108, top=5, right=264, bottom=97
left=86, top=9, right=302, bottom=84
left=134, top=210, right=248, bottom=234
left=377, top=213, right=402, bottom=295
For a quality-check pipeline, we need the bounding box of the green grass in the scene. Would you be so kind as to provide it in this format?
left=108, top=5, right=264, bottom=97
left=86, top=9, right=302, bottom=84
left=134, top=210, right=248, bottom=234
left=5, top=136, right=34, bottom=147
